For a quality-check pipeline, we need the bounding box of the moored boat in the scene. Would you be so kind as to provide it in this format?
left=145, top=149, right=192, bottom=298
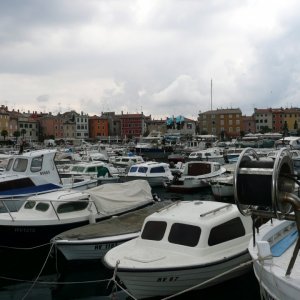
left=121, top=161, right=174, bottom=187
left=0, top=180, right=156, bottom=248
left=52, top=200, right=173, bottom=261
left=165, top=160, right=226, bottom=193
left=103, top=200, right=253, bottom=299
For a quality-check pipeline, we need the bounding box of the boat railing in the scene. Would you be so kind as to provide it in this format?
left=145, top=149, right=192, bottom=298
left=200, top=203, right=232, bottom=217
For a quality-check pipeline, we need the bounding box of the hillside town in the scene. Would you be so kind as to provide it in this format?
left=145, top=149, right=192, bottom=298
left=0, top=105, right=299, bottom=145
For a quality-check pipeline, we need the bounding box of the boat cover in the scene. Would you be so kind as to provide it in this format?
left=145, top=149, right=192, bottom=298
left=54, top=200, right=173, bottom=240
left=88, top=179, right=154, bottom=214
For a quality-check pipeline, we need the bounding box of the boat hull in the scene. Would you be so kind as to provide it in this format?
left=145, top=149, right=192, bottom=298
left=111, top=251, right=251, bottom=299
left=210, top=183, right=233, bottom=199
left=123, top=175, right=169, bottom=187
left=55, top=233, right=139, bottom=261
left=249, top=219, right=300, bottom=300
left=0, top=220, right=90, bottom=248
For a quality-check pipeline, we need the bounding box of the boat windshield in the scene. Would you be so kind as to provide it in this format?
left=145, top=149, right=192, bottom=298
left=141, top=221, right=167, bottom=241
left=57, top=201, right=89, bottom=213
left=71, top=166, right=86, bottom=172
left=138, top=167, right=148, bottom=173
left=129, top=166, right=138, bottom=172
left=13, top=158, right=28, bottom=172
left=169, top=223, right=201, bottom=247
left=208, top=217, right=246, bottom=246
left=150, top=166, right=166, bottom=174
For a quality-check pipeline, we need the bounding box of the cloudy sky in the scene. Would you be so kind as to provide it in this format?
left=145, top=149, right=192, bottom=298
left=1, top=0, right=300, bottom=120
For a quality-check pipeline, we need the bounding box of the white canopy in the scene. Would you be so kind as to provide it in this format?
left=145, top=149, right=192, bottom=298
left=88, top=179, right=154, bottom=214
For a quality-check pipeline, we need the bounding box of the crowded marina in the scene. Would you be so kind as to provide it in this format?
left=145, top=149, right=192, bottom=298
left=0, top=131, right=299, bottom=299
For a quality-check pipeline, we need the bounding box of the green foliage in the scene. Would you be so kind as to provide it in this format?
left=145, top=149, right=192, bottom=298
left=1, top=129, right=8, bottom=140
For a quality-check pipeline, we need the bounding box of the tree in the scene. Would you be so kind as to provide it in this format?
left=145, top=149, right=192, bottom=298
left=220, top=130, right=225, bottom=141
left=1, top=129, right=8, bottom=141
left=283, top=121, right=289, bottom=137
left=13, top=131, right=20, bottom=143
left=259, top=126, right=271, bottom=134
left=20, top=129, right=26, bottom=139
left=294, top=120, right=298, bottom=130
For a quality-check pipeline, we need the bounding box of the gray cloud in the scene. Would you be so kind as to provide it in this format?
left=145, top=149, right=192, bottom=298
left=1, top=1, right=300, bottom=119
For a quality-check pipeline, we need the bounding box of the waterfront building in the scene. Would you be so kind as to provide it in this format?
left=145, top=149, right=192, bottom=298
left=242, top=115, right=256, bottom=134
left=254, top=108, right=273, bottom=132
left=89, top=115, right=109, bottom=140
left=198, top=108, right=243, bottom=139
left=118, top=112, right=148, bottom=140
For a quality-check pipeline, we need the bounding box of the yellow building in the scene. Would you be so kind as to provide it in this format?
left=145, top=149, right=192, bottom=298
left=198, top=108, right=243, bottom=139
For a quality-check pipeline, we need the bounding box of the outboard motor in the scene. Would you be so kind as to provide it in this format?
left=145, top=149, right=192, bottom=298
left=234, top=147, right=300, bottom=275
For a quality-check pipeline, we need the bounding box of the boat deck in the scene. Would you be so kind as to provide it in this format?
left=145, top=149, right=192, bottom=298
left=54, top=200, right=173, bottom=241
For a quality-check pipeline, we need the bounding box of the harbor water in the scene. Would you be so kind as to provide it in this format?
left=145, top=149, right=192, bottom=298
left=0, top=186, right=261, bottom=300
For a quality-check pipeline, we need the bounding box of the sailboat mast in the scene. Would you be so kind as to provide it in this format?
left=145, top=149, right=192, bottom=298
left=211, top=79, right=213, bottom=137
left=211, top=79, right=212, bottom=111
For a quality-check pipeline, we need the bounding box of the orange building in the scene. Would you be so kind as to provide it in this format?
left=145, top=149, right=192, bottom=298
left=89, top=115, right=109, bottom=139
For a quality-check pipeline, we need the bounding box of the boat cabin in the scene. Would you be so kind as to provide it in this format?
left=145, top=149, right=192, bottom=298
left=3, top=149, right=61, bottom=185
left=275, top=136, right=300, bottom=150
left=181, top=161, right=223, bottom=177
left=188, top=148, right=224, bottom=163
left=111, top=155, right=144, bottom=167
left=140, top=202, right=251, bottom=250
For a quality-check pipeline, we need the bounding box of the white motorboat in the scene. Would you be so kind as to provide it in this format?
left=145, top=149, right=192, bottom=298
left=0, top=149, right=98, bottom=198
left=187, top=147, right=225, bottom=164
left=52, top=200, right=173, bottom=261
left=210, top=163, right=236, bottom=199
left=122, top=161, right=174, bottom=187
left=165, top=160, right=226, bottom=193
left=109, top=155, right=144, bottom=168
left=59, top=161, right=121, bottom=185
left=0, top=180, right=156, bottom=248
left=248, top=219, right=299, bottom=300
left=103, top=200, right=253, bottom=299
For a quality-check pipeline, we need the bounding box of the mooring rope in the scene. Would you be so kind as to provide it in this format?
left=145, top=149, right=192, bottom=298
left=0, top=253, right=273, bottom=300
left=21, top=243, right=55, bottom=300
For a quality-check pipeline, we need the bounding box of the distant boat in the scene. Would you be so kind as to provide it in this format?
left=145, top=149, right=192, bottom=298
left=134, top=131, right=173, bottom=159
left=165, top=160, right=226, bottom=193
left=122, top=161, right=174, bottom=187
left=210, top=163, right=236, bottom=199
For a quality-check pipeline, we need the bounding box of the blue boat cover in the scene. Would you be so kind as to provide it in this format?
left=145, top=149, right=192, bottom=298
left=271, top=228, right=298, bottom=257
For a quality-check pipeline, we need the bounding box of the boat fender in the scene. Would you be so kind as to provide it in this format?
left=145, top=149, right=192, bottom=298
left=89, top=213, right=96, bottom=224
left=153, top=193, right=161, bottom=202
left=88, top=202, right=96, bottom=224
